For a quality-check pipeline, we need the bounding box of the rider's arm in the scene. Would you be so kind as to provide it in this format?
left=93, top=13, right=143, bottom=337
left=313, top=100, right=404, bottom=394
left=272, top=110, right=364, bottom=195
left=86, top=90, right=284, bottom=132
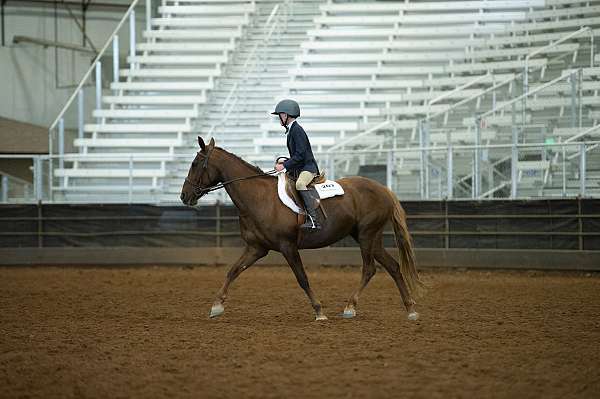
left=283, top=128, right=310, bottom=170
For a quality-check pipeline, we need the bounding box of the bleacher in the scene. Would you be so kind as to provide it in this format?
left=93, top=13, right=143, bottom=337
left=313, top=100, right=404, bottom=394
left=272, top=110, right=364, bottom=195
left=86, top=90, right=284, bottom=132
left=277, top=0, right=600, bottom=199
left=53, top=0, right=258, bottom=202
left=51, top=0, right=600, bottom=203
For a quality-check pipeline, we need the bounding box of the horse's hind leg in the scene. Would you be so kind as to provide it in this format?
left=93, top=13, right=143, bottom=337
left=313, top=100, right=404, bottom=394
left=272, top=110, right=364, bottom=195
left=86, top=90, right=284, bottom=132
left=280, top=242, right=327, bottom=321
left=210, top=245, right=268, bottom=318
left=373, top=245, right=419, bottom=320
left=343, top=234, right=377, bottom=319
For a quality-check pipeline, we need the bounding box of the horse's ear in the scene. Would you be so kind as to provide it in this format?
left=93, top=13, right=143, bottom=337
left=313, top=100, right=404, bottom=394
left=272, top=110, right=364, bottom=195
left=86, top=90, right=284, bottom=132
left=208, top=137, right=215, bottom=148
left=198, top=136, right=206, bottom=151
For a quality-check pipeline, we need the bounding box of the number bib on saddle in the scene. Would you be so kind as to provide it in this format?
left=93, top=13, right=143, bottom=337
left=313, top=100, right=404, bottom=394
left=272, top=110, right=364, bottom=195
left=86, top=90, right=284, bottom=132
left=313, top=181, right=344, bottom=199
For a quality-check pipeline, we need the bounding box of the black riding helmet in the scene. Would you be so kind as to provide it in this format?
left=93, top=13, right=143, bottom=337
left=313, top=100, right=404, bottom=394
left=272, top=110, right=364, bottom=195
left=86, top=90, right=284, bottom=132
left=271, top=99, right=300, bottom=133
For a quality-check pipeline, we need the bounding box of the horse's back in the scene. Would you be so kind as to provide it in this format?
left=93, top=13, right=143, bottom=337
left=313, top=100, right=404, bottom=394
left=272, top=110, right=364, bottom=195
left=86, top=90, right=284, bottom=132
left=329, top=175, right=396, bottom=218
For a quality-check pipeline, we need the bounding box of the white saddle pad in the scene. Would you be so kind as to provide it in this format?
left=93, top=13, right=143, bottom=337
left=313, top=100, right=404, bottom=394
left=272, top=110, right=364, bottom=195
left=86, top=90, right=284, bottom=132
left=276, top=173, right=344, bottom=215
left=277, top=173, right=303, bottom=214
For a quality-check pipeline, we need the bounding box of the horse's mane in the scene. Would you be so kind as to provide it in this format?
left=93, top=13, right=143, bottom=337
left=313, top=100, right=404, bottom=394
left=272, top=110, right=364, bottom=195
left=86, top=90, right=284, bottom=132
left=217, top=147, right=274, bottom=177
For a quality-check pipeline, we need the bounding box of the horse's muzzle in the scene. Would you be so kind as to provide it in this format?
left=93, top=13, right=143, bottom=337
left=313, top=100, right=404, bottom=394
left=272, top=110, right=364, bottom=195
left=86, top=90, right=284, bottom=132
left=180, top=192, right=198, bottom=206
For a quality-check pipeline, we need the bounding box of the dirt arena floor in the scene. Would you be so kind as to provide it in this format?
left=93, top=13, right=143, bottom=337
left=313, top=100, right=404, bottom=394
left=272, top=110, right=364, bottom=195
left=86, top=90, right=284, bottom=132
left=1, top=266, right=599, bottom=399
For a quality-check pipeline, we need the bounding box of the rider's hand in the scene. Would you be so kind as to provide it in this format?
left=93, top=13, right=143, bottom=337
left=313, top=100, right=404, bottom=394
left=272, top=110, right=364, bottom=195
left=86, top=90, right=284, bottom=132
left=275, top=163, right=285, bottom=172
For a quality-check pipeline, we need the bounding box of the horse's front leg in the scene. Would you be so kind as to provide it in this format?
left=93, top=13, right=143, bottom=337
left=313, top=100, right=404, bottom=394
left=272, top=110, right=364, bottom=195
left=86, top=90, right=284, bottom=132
left=280, top=242, right=327, bottom=321
left=210, top=245, right=268, bottom=318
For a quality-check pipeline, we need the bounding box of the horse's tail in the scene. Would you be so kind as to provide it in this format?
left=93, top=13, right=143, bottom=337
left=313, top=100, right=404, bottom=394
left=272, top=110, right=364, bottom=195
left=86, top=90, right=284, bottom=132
left=388, top=189, right=426, bottom=298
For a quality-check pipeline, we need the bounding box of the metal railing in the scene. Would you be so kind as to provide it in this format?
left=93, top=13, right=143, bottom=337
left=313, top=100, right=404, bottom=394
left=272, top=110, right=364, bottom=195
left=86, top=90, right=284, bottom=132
left=327, top=26, right=592, bottom=170
left=47, top=0, right=152, bottom=202
left=4, top=138, right=599, bottom=203
left=0, top=170, right=33, bottom=203
left=523, top=27, right=595, bottom=121
left=208, top=0, right=290, bottom=139
left=565, top=123, right=600, bottom=143
left=426, top=28, right=594, bottom=126
left=46, top=0, right=260, bottom=201
left=49, top=0, right=146, bottom=132
left=430, top=27, right=595, bottom=127
left=324, top=140, right=600, bottom=200
left=476, top=70, right=588, bottom=197
left=415, top=26, right=597, bottom=200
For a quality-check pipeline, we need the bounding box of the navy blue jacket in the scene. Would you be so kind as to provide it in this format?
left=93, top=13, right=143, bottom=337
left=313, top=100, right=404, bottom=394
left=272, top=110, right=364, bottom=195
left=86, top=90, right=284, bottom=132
left=283, top=121, right=319, bottom=177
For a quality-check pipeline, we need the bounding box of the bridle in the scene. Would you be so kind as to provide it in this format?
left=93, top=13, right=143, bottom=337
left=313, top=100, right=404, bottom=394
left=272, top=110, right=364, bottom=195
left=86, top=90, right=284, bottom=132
left=184, top=147, right=278, bottom=197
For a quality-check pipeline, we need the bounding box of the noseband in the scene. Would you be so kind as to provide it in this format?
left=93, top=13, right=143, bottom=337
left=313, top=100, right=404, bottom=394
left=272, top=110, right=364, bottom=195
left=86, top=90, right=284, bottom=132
left=184, top=147, right=277, bottom=196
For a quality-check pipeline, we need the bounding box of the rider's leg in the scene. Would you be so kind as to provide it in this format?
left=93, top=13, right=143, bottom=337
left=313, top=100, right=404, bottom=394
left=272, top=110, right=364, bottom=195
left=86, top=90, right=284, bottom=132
left=295, top=171, right=315, bottom=191
left=296, top=171, right=321, bottom=229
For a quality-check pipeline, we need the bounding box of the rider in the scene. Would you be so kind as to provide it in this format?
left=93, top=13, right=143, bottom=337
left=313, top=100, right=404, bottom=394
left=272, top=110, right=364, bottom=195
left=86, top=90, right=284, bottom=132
left=272, top=99, right=321, bottom=230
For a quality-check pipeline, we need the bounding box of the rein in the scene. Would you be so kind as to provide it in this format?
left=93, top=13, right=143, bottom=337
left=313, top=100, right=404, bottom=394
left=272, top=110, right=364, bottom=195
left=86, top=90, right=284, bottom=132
left=185, top=170, right=278, bottom=196
left=185, top=148, right=279, bottom=196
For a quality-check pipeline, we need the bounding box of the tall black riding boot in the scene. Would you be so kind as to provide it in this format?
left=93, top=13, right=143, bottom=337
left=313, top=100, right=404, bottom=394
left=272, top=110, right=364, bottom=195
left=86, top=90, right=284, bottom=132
left=299, top=190, right=322, bottom=230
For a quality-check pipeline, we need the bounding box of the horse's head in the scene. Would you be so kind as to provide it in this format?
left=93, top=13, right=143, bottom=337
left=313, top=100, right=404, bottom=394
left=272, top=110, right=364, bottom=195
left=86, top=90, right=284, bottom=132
left=180, top=136, right=221, bottom=206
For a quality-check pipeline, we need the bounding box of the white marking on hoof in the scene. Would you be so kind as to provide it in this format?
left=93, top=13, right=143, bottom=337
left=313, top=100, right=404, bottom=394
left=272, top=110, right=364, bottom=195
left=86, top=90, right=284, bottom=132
left=407, top=311, right=419, bottom=321
left=315, top=314, right=328, bottom=321
left=343, top=308, right=356, bottom=319
left=209, top=304, right=224, bottom=318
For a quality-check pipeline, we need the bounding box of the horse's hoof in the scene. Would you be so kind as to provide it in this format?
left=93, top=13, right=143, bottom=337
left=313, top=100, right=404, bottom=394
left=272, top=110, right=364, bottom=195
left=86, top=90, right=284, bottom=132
left=343, top=308, right=356, bottom=319
left=315, top=314, right=328, bottom=321
left=407, top=311, right=419, bottom=321
left=209, top=304, right=224, bottom=318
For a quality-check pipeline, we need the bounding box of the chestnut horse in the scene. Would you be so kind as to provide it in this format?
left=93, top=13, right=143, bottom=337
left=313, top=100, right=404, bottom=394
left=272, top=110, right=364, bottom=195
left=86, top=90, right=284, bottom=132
left=181, top=137, right=424, bottom=321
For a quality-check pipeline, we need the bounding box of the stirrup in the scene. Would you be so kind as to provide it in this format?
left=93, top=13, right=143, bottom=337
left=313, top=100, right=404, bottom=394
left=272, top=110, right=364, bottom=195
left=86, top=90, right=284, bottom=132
left=301, top=214, right=321, bottom=230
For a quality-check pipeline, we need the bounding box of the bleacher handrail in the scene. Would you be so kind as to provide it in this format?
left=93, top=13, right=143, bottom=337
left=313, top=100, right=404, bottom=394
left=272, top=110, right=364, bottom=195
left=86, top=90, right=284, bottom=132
left=426, top=27, right=593, bottom=125
left=564, top=123, right=600, bottom=143
left=427, top=73, right=491, bottom=108
left=0, top=169, right=32, bottom=187
left=340, top=26, right=592, bottom=156
left=524, top=27, right=594, bottom=76
left=479, top=70, right=576, bottom=120
left=208, top=1, right=287, bottom=138
left=567, top=143, right=599, bottom=161
left=426, top=74, right=517, bottom=122
left=264, top=2, right=280, bottom=27
left=523, top=26, right=594, bottom=116
left=49, top=0, right=142, bottom=132
left=321, top=25, right=592, bottom=170
left=0, top=170, right=33, bottom=203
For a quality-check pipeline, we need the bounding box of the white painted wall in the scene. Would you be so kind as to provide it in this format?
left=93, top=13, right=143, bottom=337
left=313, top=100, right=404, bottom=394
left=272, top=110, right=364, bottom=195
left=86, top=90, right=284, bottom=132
left=0, top=2, right=140, bottom=129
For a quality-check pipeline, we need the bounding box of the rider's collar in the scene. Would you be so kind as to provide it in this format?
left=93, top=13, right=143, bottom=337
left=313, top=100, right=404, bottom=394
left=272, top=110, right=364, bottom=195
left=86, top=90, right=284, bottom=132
left=286, top=120, right=297, bottom=133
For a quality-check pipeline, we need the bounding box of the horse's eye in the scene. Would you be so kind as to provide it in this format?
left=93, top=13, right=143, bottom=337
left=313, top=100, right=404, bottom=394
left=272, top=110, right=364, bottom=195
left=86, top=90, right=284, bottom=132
left=192, top=161, right=198, bottom=167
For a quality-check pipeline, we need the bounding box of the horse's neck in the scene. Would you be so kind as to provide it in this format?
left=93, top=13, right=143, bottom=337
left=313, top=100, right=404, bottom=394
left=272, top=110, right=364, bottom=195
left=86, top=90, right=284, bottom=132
left=218, top=152, right=271, bottom=214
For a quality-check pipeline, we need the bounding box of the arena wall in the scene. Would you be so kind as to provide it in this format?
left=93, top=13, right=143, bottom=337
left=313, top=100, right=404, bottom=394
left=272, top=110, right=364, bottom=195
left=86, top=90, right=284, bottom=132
left=1, top=199, right=599, bottom=270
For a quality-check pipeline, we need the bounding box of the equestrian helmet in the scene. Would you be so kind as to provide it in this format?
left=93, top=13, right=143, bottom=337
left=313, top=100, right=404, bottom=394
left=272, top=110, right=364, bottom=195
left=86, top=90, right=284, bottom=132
left=271, top=99, right=300, bottom=118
